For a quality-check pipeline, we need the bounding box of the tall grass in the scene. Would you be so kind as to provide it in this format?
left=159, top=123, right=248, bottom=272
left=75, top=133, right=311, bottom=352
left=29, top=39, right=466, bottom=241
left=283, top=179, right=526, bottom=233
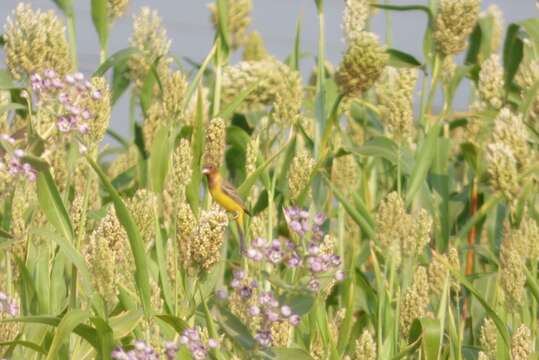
left=0, top=0, right=538, bottom=359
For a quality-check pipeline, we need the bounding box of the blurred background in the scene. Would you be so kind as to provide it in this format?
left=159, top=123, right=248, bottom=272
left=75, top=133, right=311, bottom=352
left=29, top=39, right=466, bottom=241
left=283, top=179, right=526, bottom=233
left=1, top=1, right=537, bottom=136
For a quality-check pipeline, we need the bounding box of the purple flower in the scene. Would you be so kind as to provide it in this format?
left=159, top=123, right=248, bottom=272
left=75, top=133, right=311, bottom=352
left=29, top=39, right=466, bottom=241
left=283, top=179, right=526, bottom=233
left=255, top=330, right=272, bottom=347
left=335, top=270, right=345, bottom=282
left=248, top=305, right=261, bottom=316
left=233, top=270, right=245, bottom=280
left=287, top=253, right=301, bottom=267
left=307, top=278, right=320, bottom=292
left=239, top=285, right=253, bottom=299
left=57, top=116, right=71, bottom=132
left=266, top=310, right=279, bottom=322
left=280, top=305, right=292, bottom=317
left=289, top=314, right=301, bottom=326
left=216, top=288, right=228, bottom=300
left=208, top=339, right=219, bottom=349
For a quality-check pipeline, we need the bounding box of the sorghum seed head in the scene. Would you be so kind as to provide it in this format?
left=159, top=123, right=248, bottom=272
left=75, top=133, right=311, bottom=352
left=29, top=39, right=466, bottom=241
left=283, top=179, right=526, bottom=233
left=480, top=318, right=497, bottom=359
left=4, top=3, right=73, bottom=79
left=86, top=207, right=134, bottom=304
left=246, top=135, right=260, bottom=176
left=486, top=143, right=520, bottom=201
left=162, top=70, right=188, bottom=125
left=127, top=189, right=157, bottom=244
left=191, top=206, right=228, bottom=271
left=477, top=54, right=504, bottom=110
left=376, top=67, right=418, bottom=145
left=433, top=0, right=481, bottom=56
left=243, top=31, right=269, bottom=61
left=128, top=7, right=171, bottom=90
left=331, top=153, right=359, bottom=195
left=492, top=108, right=530, bottom=169
left=108, top=0, right=130, bottom=22
left=400, top=267, right=429, bottom=337
left=343, top=0, right=371, bottom=43
left=221, top=59, right=302, bottom=123
left=336, top=32, right=388, bottom=97
left=511, top=325, right=531, bottom=360
left=288, top=147, right=315, bottom=201
left=354, top=330, right=377, bottom=360
left=209, top=0, right=252, bottom=49
left=84, top=77, right=111, bottom=148
left=480, top=5, right=504, bottom=56
left=515, top=58, right=539, bottom=118
left=172, top=138, right=193, bottom=189
left=499, top=236, right=526, bottom=310
left=176, top=202, right=196, bottom=272
left=204, top=117, right=226, bottom=168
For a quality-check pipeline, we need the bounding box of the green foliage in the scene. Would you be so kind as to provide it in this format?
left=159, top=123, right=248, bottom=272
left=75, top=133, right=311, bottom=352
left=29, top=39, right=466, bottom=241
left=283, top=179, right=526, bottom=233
left=0, top=2, right=538, bottom=360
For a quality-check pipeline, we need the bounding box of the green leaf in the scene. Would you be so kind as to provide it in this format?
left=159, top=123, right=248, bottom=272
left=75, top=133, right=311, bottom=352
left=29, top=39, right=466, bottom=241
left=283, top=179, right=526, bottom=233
left=51, top=0, right=74, bottom=16
left=216, top=0, right=230, bottom=52
left=91, top=0, right=109, bottom=53
left=324, top=176, right=375, bottom=239
left=238, top=140, right=290, bottom=199
left=503, top=24, right=524, bottom=91
left=87, top=157, right=152, bottom=318
left=356, top=137, right=413, bottom=174
left=0, top=103, right=26, bottom=115
left=387, top=48, right=423, bottom=69
left=0, top=340, right=47, bottom=355
left=186, top=88, right=205, bottom=214
left=110, top=310, right=144, bottom=339
left=290, top=18, right=302, bottom=71
left=449, top=268, right=511, bottom=350
left=90, top=317, right=113, bottom=360
left=0, top=70, right=19, bottom=90
left=520, top=18, right=539, bottom=46
left=215, top=306, right=256, bottom=350
left=149, top=126, right=171, bottom=193
left=93, top=48, right=139, bottom=77
left=409, top=318, right=442, bottom=360
left=36, top=170, right=74, bottom=243
left=155, top=315, right=189, bottom=334
left=46, top=310, right=90, bottom=360
left=264, top=348, right=314, bottom=360
left=405, top=123, right=441, bottom=206
left=32, top=228, right=94, bottom=300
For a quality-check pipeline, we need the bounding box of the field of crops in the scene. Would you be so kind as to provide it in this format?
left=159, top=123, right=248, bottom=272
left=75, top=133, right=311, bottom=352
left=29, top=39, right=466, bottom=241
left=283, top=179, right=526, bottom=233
left=0, top=0, right=538, bottom=359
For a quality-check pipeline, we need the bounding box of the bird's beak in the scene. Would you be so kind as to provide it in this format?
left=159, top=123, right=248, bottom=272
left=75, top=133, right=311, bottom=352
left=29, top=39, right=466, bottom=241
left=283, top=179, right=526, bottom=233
left=202, top=168, right=210, bottom=175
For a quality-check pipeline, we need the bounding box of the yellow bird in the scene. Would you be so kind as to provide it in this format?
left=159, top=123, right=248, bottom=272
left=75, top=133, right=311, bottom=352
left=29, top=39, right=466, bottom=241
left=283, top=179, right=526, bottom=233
left=202, top=164, right=250, bottom=249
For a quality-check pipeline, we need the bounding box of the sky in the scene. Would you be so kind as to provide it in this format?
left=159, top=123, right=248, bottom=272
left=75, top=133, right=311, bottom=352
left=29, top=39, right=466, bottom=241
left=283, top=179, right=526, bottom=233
left=0, top=0, right=537, bottom=137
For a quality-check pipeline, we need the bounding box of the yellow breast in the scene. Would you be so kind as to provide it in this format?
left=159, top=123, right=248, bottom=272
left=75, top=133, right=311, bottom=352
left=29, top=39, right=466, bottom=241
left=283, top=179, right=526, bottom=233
left=210, top=186, right=244, bottom=213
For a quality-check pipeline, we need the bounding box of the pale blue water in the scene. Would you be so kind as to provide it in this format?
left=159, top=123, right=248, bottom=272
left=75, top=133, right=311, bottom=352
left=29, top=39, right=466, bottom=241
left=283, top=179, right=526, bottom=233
left=0, top=0, right=537, bottom=139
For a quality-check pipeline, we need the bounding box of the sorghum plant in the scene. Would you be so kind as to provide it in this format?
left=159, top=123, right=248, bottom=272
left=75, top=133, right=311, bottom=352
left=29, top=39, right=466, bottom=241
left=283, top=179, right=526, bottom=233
left=0, top=1, right=538, bottom=359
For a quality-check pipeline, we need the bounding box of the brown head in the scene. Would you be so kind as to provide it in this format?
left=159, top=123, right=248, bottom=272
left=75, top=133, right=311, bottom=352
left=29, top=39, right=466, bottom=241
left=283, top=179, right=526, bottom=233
left=202, top=164, right=218, bottom=176
left=202, top=164, right=219, bottom=187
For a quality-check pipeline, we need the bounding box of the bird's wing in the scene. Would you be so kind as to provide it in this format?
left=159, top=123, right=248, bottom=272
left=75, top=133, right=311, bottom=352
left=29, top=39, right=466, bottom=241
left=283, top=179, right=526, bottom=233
left=221, top=178, right=251, bottom=215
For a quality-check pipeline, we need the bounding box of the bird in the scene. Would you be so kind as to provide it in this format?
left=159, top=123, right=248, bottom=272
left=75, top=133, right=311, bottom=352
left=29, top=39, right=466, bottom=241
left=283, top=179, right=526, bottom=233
left=202, top=164, right=251, bottom=250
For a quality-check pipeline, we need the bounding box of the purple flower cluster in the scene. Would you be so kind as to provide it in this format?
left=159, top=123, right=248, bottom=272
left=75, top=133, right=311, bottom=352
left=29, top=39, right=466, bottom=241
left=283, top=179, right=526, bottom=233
left=284, top=207, right=325, bottom=241
left=0, top=144, right=36, bottom=181
left=111, top=340, right=161, bottom=360
left=0, top=291, right=19, bottom=317
left=244, top=208, right=344, bottom=292
left=30, top=69, right=101, bottom=135
left=220, top=270, right=301, bottom=348
left=179, top=327, right=218, bottom=360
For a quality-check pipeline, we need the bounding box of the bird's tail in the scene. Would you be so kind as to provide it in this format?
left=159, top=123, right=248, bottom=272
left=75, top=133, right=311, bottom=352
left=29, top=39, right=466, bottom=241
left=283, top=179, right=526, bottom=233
left=235, top=212, right=245, bottom=253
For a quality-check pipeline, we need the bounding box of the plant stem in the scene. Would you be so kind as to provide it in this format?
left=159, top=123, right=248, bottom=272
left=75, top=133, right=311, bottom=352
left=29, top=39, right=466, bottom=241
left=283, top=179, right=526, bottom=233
left=462, top=177, right=478, bottom=320
left=66, top=15, right=79, bottom=69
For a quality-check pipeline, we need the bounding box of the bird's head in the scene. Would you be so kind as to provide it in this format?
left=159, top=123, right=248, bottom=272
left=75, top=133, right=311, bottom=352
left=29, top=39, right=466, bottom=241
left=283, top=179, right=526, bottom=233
left=202, top=164, right=218, bottom=177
